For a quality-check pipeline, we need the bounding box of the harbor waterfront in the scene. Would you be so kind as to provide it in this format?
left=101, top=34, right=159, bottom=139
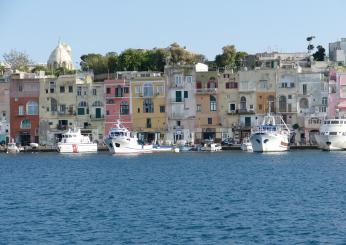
left=1, top=151, right=346, bottom=243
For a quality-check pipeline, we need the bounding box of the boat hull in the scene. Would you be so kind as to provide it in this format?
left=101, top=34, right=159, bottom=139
left=250, top=133, right=289, bottom=152
left=241, top=143, right=253, bottom=152
left=104, top=138, right=153, bottom=154
left=57, top=143, right=98, bottom=153
left=315, top=134, right=346, bottom=151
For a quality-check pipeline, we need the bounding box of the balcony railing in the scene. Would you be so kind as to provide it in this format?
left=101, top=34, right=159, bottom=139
left=90, top=115, right=105, bottom=120
left=238, top=109, right=255, bottom=115
left=195, top=88, right=217, bottom=94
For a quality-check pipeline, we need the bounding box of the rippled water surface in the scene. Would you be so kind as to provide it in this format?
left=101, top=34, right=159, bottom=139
left=1, top=150, right=346, bottom=244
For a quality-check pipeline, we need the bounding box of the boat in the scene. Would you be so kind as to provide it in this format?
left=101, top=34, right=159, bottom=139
left=57, top=128, right=97, bottom=153
left=6, top=140, right=21, bottom=153
left=315, top=118, right=346, bottom=151
left=200, top=142, right=222, bottom=152
left=153, top=145, right=174, bottom=152
left=241, top=137, right=253, bottom=152
left=104, top=121, right=153, bottom=154
left=250, top=112, right=290, bottom=152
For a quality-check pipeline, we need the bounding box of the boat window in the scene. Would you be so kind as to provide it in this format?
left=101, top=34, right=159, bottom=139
left=331, top=121, right=339, bottom=124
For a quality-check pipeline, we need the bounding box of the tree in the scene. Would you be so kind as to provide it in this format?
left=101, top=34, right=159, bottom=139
left=312, top=45, right=326, bottom=61
left=3, top=50, right=33, bottom=71
left=215, top=45, right=247, bottom=70
left=167, top=42, right=205, bottom=65
left=80, top=53, right=108, bottom=74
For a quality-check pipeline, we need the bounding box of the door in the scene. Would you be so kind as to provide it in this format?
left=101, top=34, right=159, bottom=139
left=95, top=108, right=101, bottom=118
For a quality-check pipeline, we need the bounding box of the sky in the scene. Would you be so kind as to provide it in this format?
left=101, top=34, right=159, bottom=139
left=1, top=0, right=346, bottom=65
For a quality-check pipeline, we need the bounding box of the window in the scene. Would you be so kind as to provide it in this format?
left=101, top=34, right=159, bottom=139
left=106, top=110, right=110, bottom=115
left=27, top=101, right=38, bottom=115
left=18, top=84, right=23, bottom=92
left=196, top=81, right=202, bottom=89
left=51, top=98, right=57, bottom=112
left=208, top=117, right=212, bottom=125
left=290, top=82, right=295, bottom=88
left=322, top=97, right=328, bottom=106
left=288, top=95, right=292, bottom=99
left=120, top=101, right=129, bottom=115
left=288, top=103, right=292, bottom=112
left=50, top=88, right=55, bottom=93
left=92, top=88, right=97, bottom=96
left=175, top=75, right=182, bottom=85
left=224, top=74, right=230, bottom=78
left=106, top=87, right=111, bottom=94
left=259, top=104, right=263, bottom=110
left=279, top=95, right=287, bottom=112
left=245, top=117, right=251, bottom=127
left=144, top=83, right=153, bottom=97
left=176, top=91, right=182, bottom=102
left=210, top=95, right=217, bottom=111
left=92, top=101, right=103, bottom=107
left=78, top=101, right=88, bottom=115
left=177, top=120, right=181, bottom=126
left=123, top=87, right=129, bottom=94
left=135, top=86, right=142, bottom=95
left=60, top=86, right=65, bottom=93
left=160, top=106, right=165, bottom=113
left=77, top=107, right=85, bottom=115
left=258, top=80, right=268, bottom=89
left=20, top=119, right=31, bottom=129
left=186, top=76, right=192, bottom=83
left=143, top=98, right=154, bottom=113
left=106, top=99, right=114, bottom=104
left=60, top=104, right=66, bottom=113
left=146, top=118, right=152, bottom=128
left=45, top=89, right=48, bottom=94
left=229, top=103, right=236, bottom=112
left=115, top=86, right=123, bottom=97
left=197, top=104, right=201, bottom=112
left=303, top=84, right=307, bottom=95
left=240, top=96, right=246, bottom=110
left=226, top=82, right=230, bottom=89
left=18, top=105, right=24, bottom=115
left=77, top=86, right=82, bottom=96
left=184, top=91, right=188, bottom=99
left=268, top=95, right=275, bottom=112
left=69, top=86, right=73, bottom=93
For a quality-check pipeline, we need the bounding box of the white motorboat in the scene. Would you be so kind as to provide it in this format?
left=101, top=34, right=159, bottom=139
left=6, top=140, right=21, bottom=154
left=57, top=128, right=97, bottom=153
left=200, top=143, right=222, bottom=152
left=250, top=113, right=290, bottom=152
left=241, top=137, right=253, bottom=152
left=315, top=118, right=346, bottom=151
left=104, top=121, right=153, bottom=154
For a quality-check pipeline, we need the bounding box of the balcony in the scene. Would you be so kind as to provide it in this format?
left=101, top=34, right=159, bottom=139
left=90, top=115, right=105, bottom=121
left=57, top=125, right=67, bottom=130
left=169, top=98, right=185, bottom=103
left=169, top=112, right=186, bottom=120
left=237, top=109, right=255, bottom=115
left=57, top=111, right=76, bottom=116
left=195, top=88, right=217, bottom=94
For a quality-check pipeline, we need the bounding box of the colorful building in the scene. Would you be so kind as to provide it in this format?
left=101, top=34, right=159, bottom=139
left=195, top=70, right=222, bottom=143
left=0, top=77, right=10, bottom=144
left=129, top=72, right=166, bottom=144
left=10, top=73, right=40, bottom=145
left=104, top=78, right=132, bottom=135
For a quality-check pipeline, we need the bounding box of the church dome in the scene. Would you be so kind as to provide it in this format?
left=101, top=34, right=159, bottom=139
left=47, top=42, right=74, bottom=70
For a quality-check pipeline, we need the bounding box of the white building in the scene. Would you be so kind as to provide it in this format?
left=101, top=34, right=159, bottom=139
left=329, top=38, right=346, bottom=64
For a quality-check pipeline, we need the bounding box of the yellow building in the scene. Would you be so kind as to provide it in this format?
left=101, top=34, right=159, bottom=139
left=128, top=72, right=166, bottom=144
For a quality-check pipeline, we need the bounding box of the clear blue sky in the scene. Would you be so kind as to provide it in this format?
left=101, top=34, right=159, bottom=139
left=1, top=0, right=346, bottom=64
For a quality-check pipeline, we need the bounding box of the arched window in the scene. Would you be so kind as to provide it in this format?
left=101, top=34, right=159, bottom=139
left=78, top=101, right=88, bottom=107
left=322, top=97, right=328, bottom=106
left=78, top=101, right=88, bottom=115
left=120, top=101, right=129, bottom=115
left=27, top=101, right=38, bottom=115
left=20, top=119, right=31, bottom=129
left=143, top=83, right=153, bottom=97
left=92, top=101, right=103, bottom=107
left=279, top=95, right=287, bottom=112
left=240, top=96, right=246, bottom=110
left=210, top=95, right=217, bottom=111
left=300, top=98, right=309, bottom=109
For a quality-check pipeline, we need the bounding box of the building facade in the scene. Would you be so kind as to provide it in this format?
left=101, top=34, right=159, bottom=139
left=10, top=73, right=40, bottom=145
left=0, top=78, right=10, bottom=144
left=104, top=78, right=132, bottom=135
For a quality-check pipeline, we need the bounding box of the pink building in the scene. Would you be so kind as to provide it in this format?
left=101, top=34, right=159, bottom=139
left=328, top=69, right=346, bottom=118
left=104, top=79, right=132, bottom=135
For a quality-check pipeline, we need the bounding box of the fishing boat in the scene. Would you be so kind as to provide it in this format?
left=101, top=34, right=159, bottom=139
left=315, top=118, right=346, bottom=151
left=250, top=112, right=290, bottom=152
left=104, top=121, right=153, bottom=154
left=57, top=128, right=97, bottom=153
left=6, top=139, right=22, bottom=153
